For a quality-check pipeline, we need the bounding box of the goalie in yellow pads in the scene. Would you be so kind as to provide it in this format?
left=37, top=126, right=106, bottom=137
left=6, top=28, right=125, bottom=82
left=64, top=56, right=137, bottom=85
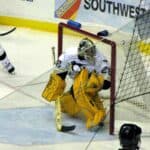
left=42, top=38, right=111, bottom=129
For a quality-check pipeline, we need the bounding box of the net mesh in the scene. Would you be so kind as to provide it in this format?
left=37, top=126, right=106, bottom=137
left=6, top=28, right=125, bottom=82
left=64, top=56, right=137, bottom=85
left=116, top=4, right=150, bottom=102
left=115, top=0, right=150, bottom=135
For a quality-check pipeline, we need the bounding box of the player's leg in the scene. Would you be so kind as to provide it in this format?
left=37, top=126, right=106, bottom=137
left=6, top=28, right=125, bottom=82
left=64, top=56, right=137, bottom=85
left=77, top=94, right=106, bottom=129
left=73, top=68, right=106, bottom=129
left=60, top=91, right=81, bottom=116
left=92, top=95, right=106, bottom=126
left=0, top=44, right=15, bottom=74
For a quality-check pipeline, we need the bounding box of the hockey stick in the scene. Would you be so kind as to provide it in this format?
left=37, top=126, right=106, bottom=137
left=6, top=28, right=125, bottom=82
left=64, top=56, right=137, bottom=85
left=51, top=46, right=76, bottom=132
left=0, top=27, right=16, bottom=36
left=55, top=96, right=76, bottom=132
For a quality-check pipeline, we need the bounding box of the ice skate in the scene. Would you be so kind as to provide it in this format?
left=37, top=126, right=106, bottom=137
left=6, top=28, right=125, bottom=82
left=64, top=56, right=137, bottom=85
left=1, top=57, right=15, bottom=74
left=0, top=45, right=15, bottom=74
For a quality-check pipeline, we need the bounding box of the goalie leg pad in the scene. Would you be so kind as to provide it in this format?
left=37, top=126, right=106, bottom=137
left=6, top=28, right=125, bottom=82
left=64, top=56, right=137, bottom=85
left=85, top=101, right=106, bottom=129
left=86, top=72, right=104, bottom=96
left=81, top=96, right=106, bottom=129
left=42, top=73, right=66, bottom=102
left=60, top=92, right=81, bottom=116
left=73, top=68, right=103, bottom=112
left=89, top=96, right=106, bottom=128
left=73, top=69, right=98, bottom=112
left=73, top=68, right=106, bottom=129
left=86, top=110, right=106, bottom=129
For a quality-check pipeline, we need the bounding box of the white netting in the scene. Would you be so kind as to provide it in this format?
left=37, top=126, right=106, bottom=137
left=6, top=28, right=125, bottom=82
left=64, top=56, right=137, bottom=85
left=115, top=0, right=150, bottom=135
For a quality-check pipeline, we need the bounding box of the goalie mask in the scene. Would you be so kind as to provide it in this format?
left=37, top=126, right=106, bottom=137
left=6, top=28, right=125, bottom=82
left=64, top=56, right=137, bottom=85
left=78, top=38, right=96, bottom=62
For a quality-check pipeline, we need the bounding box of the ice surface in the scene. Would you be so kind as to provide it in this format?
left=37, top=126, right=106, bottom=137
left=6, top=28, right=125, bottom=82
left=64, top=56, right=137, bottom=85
left=0, top=25, right=149, bottom=150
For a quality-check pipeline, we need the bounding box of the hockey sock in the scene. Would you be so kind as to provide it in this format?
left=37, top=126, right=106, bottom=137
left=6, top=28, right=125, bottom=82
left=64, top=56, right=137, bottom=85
left=0, top=50, right=15, bottom=74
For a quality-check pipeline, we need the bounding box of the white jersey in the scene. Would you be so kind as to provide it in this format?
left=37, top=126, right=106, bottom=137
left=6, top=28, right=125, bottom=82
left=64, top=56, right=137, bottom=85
left=56, top=47, right=110, bottom=79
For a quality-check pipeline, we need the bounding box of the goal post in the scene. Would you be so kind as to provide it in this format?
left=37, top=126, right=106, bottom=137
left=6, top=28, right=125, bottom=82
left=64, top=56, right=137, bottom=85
left=57, top=22, right=117, bottom=134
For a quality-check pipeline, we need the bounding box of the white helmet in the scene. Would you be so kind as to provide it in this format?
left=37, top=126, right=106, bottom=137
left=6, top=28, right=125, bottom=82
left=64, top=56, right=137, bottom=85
left=78, top=38, right=96, bottom=61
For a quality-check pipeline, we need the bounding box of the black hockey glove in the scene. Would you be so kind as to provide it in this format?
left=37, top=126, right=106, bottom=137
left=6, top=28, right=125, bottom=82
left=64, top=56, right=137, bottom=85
left=102, top=80, right=111, bottom=90
left=57, top=71, right=68, bottom=80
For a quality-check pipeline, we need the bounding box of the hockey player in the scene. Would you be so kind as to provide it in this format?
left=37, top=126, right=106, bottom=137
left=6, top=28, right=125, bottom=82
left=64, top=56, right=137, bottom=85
left=42, top=38, right=111, bottom=129
left=0, top=44, right=15, bottom=74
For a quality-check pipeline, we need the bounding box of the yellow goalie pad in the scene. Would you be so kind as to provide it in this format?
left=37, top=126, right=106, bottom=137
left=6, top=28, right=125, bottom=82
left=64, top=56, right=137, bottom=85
left=60, top=92, right=81, bottom=116
left=86, top=71, right=104, bottom=96
left=42, top=73, right=66, bottom=102
left=73, top=68, right=106, bottom=129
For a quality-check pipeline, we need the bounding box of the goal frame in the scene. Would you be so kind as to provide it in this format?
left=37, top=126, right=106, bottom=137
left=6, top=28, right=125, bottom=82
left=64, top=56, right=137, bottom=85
left=57, top=22, right=116, bottom=134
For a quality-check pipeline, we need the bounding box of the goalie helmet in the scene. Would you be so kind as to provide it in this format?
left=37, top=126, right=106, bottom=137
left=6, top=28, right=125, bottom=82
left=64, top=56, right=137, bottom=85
left=78, top=38, right=96, bottom=62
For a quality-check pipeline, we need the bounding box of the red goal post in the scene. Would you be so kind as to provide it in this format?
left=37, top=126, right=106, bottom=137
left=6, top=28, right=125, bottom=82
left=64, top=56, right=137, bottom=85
left=57, top=22, right=116, bottom=134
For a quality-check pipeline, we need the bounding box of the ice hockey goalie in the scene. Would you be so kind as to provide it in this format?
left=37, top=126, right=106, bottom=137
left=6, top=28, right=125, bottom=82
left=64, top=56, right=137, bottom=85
left=42, top=38, right=111, bottom=129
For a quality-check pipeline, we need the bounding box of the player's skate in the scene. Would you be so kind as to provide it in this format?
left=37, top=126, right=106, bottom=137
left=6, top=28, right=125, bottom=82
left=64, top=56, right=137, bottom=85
left=2, top=58, right=15, bottom=74
left=0, top=45, right=15, bottom=74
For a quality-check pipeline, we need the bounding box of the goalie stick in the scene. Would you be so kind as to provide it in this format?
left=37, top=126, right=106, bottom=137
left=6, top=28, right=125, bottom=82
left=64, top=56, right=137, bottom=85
left=0, top=27, right=16, bottom=36
left=51, top=46, right=76, bottom=132
left=55, top=96, right=76, bottom=132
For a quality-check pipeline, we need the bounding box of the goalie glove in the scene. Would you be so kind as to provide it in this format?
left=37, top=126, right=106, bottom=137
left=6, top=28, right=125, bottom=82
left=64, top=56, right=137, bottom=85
left=101, top=66, right=111, bottom=89
left=103, top=80, right=111, bottom=89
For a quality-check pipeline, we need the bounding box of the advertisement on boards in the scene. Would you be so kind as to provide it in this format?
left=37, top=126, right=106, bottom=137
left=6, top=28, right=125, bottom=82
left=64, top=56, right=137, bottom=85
left=55, top=0, right=147, bottom=31
left=55, top=0, right=81, bottom=20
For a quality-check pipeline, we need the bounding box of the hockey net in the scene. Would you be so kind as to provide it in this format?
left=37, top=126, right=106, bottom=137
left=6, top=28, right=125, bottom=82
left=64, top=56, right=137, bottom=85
left=114, top=1, right=150, bottom=136
left=57, top=22, right=116, bottom=134
left=58, top=0, right=150, bottom=135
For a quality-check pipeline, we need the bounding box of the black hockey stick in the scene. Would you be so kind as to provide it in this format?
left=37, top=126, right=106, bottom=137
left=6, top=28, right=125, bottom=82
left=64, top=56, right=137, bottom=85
left=61, top=125, right=76, bottom=132
left=0, top=27, right=16, bottom=36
